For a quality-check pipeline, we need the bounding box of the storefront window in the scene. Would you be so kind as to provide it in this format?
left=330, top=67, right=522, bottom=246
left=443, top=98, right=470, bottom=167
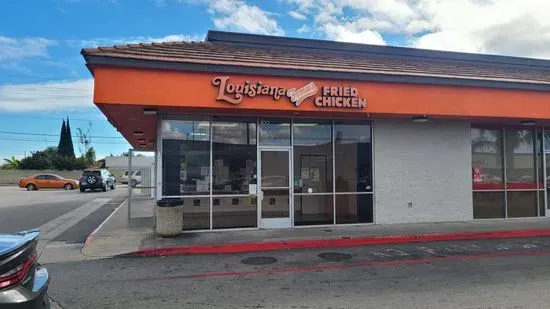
left=507, top=191, right=538, bottom=218
left=334, top=122, right=372, bottom=192
left=160, top=117, right=375, bottom=229
left=258, top=118, right=291, bottom=146
left=181, top=197, right=210, bottom=230
left=472, top=126, right=544, bottom=219
left=471, top=128, right=504, bottom=190
left=293, top=120, right=333, bottom=193
left=212, top=117, right=258, bottom=229
left=294, top=195, right=333, bottom=226
left=336, top=194, right=373, bottom=224
left=212, top=118, right=257, bottom=195
left=212, top=197, right=257, bottom=229
left=505, top=128, right=536, bottom=190
left=162, top=119, right=210, bottom=196
left=473, top=192, right=504, bottom=219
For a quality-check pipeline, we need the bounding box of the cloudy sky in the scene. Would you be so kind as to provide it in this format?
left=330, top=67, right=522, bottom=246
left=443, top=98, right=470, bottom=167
left=1, top=0, right=549, bottom=159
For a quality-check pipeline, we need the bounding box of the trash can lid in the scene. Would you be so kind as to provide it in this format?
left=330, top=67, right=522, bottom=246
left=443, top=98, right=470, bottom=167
left=157, top=198, right=184, bottom=207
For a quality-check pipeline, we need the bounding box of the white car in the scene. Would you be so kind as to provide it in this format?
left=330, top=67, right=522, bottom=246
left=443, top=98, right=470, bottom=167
left=121, top=170, right=142, bottom=187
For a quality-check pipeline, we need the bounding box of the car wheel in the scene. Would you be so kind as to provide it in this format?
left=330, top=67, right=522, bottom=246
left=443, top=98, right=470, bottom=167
left=110, top=184, right=115, bottom=190
left=64, top=183, right=73, bottom=190
left=102, top=185, right=107, bottom=192
left=131, top=179, right=138, bottom=188
left=80, top=188, right=85, bottom=192
left=26, top=183, right=36, bottom=191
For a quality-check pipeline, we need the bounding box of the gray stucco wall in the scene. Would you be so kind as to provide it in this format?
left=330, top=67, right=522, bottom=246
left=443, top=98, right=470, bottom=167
left=373, top=119, right=473, bottom=224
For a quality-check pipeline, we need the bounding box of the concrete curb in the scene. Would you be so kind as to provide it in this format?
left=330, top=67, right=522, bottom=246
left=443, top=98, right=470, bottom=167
left=129, top=228, right=550, bottom=257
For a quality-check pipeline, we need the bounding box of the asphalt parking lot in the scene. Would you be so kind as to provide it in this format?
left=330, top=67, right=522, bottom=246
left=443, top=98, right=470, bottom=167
left=0, top=184, right=125, bottom=208
left=0, top=185, right=126, bottom=233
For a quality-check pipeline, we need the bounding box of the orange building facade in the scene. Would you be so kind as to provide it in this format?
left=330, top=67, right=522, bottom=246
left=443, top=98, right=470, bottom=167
left=83, top=31, right=550, bottom=231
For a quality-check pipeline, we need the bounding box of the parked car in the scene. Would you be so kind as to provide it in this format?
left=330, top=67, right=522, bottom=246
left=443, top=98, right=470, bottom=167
left=79, top=169, right=116, bottom=192
left=19, top=174, right=79, bottom=191
left=121, top=170, right=142, bottom=187
left=0, top=229, right=50, bottom=308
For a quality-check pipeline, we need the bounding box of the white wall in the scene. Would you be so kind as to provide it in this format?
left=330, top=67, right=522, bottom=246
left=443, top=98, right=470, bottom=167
left=105, top=156, right=154, bottom=168
left=373, top=119, right=472, bottom=224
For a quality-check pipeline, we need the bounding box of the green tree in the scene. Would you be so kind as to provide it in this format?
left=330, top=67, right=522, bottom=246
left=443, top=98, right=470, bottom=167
left=20, top=147, right=57, bottom=170
left=57, top=120, right=67, bottom=157
left=85, top=147, right=96, bottom=166
left=66, top=117, right=76, bottom=158
left=2, top=156, right=21, bottom=169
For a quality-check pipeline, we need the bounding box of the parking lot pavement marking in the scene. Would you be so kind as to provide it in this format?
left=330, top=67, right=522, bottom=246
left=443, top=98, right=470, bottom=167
left=37, top=198, right=111, bottom=253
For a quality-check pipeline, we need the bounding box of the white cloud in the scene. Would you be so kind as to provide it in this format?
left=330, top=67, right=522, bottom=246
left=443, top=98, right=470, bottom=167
left=67, top=34, right=202, bottom=48
left=282, top=0, right=550, bottom=59
left=289, top=10, right=307, bottom=20
left=208, top=0, right=284, bottom=35
left=323, top=23, right=386, bottom=45
left=411, top=0, right=550, bottom=59
left=297, top=24, right=311, bottom=34
left=0, top=36, right=56, bottom=61
left=0, top=79, right=94, bottom=112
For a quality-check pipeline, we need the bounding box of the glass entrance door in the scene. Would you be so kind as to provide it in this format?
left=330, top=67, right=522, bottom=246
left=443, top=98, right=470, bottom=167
left=259, top=149, right=292, bottom=228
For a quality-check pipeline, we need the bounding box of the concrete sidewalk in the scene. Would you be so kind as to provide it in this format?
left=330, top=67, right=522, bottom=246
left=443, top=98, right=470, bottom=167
left=82, top=196, right=550, bottom=257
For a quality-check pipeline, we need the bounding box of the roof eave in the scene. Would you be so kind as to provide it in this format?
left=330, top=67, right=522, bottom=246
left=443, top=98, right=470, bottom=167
left=83, top=55, right=550, bottom=92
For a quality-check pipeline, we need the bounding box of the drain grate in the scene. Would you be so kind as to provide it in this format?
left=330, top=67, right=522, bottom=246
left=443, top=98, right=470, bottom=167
left=318, top=252, right=353, bottom=262
left=241, top=256, right=278, bottom=265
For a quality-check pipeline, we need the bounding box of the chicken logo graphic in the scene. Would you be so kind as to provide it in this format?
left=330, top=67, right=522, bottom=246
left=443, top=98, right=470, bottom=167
left=286, top=82, right=318, bottom=107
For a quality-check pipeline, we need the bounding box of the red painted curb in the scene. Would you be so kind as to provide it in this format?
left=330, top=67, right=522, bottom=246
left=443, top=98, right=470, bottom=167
left=131, top=229, right=550, bottom=257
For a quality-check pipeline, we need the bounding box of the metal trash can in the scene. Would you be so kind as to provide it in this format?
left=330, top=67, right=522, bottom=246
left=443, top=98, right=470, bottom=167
left=156, top=198, right=184, bottom=237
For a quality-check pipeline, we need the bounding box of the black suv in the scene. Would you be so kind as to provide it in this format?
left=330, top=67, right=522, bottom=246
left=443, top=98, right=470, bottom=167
left=79, top=169, right=116, bottom=192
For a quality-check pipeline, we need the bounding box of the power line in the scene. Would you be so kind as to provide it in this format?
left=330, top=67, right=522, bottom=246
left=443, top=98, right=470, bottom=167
left=0, top=74, right=88, bottom=82
left=0, top=137, right=128, bottom=145
left=0, top=114, right=111, bottom=122
left=0, top=91, right=92, bottom=99
left=0, top=131, right=125, bottom=139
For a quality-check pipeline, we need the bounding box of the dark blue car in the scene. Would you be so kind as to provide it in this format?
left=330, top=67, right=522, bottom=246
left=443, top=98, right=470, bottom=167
left=0, top=230, right=50, bottom=308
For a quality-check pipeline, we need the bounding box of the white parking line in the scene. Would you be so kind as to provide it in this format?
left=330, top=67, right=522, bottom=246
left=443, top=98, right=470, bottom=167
left=37, top=198, right=111, bottom=254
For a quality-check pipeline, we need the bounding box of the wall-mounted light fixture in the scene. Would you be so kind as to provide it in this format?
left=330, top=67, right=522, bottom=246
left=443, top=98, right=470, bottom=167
left=412, top=116, right=429, bottom=123
left=143, top=108, right=157, bottom=115
left=520, top=120, right=536, bottom=126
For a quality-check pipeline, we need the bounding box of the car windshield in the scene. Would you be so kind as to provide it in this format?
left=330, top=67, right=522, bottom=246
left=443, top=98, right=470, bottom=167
left=82, top=171, right=101, bottom=177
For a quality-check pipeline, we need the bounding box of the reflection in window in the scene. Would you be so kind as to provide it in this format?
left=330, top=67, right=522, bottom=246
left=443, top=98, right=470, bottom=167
left=294, top=195, right=333, bottom=225
left=260, top=151, right=289, bottom=188
left=261, top=189, right=290, bottom=218
left=335, top=194, right=373, bottom=223
left=505, top=128, right=536, bottom=190
left=536, top=129, right=544, bottom=189
left=293, top=120, right=333, bottom=193
left=213, top=197, right=257, bottom=229
left=507, top=191, right=538, bottom=218
left=162, top=119, right=210, bottom=196
left=334, top=122, right=372, bottom=192
left=471, top=128, right=504, bottom=190
left=258, top=118, right=291, bottom=146
left=181, top=197, right=210, bottom=230
left=212, top=118, right=257, bottom=195
left=473, top=192, right=504, bottom=219
left=161, top=119, right=210, bottom=140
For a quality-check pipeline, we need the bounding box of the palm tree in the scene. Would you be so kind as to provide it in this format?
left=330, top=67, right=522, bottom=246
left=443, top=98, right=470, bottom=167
left=2, top=156, right=21, bottom=169
left=472, top=128, right=536, bottom=183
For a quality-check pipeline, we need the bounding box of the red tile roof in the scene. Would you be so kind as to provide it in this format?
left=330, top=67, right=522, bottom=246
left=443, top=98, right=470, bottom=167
left=82, top=41, right=550, bottom=85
